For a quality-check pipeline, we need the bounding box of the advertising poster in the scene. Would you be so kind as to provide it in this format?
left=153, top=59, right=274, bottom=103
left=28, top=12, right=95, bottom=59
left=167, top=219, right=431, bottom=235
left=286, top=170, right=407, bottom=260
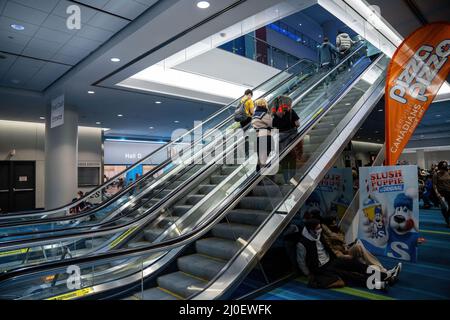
left=358, top=165, right=420, bottom=262
left=301, top=167, right=353, bottom=220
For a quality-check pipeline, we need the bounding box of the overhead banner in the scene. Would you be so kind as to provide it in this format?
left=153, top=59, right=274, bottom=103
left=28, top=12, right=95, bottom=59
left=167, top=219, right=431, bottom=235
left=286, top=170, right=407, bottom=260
left=358, top=165, right=419, bottom=262
left=385, top=22, right=450, bottom=165
left=51, top=95, right=65, bottom=129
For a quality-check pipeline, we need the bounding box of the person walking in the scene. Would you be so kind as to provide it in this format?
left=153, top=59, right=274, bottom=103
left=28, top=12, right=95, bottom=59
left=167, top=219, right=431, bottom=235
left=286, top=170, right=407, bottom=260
left=252, top=99, right=273, bottom=172
left=433, top=161, right=450, bottom=227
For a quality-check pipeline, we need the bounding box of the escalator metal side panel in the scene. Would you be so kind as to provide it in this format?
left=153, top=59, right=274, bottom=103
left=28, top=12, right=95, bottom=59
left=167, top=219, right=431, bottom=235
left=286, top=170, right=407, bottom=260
left=193, top=69, right=386, bottom=301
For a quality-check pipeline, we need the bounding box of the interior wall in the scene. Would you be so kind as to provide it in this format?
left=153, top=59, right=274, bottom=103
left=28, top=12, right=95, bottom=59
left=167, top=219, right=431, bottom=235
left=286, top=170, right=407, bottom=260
left=399, top=149, right=450, bottom=168
left=0, top=120, right=102, bottom=209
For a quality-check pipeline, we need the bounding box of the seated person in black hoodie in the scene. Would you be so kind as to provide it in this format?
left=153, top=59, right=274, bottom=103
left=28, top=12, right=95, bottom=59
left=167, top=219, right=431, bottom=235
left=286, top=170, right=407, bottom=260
left=297, top=218, right=394, bottom=290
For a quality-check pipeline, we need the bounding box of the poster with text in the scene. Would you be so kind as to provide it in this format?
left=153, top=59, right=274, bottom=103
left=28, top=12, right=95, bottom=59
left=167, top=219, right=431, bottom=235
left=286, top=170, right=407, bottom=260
left=358, top=165, right=419, bottom=262
left=301, top=167, right=353, bottom=221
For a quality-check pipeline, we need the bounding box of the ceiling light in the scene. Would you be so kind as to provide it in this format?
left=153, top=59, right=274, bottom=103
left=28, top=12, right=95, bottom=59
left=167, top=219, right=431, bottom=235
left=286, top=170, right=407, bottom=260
left=345, top=103, right=351, bottom=106
left=174, top=120, right=180, bottom=123
left=197, top=1, right=210, bottom=9
left=117, top=114, right=123, bottom=117
left=96, top=122, right=101, bottom=125
left=40, top=117, right=45, bottom=120
left=378, top=109, right=383, bottom=112
left=299, top=23, right=302, bottom=26
left=10, top=24, right=25, bottom=31
left=111, top=58, right=121, bottom=62
left=88, top=90, right=95, bottom=94
left=435, top=114, right=441, bottom=117
left=155, top=101, right=162, bottom=104
left=149, top=127, right=154, bottom=129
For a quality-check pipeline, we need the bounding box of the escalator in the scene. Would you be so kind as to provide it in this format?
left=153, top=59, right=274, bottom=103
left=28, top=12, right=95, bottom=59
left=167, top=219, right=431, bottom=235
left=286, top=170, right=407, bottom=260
left=0, top=56, right=325, bottom=271
left=0, top=57, right=317, bottom=241
left=0, top=43, right=388, bottom=300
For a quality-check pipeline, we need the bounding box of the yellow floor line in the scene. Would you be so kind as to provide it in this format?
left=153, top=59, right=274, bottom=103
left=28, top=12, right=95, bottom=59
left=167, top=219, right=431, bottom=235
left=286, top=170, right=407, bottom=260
left=420, top=229, right=450, bottom=236
left=158, top=287, right=184, bottom=300
left=295, top=277, right=395, bottom=300
left=180, top=271, right=209, bottom=283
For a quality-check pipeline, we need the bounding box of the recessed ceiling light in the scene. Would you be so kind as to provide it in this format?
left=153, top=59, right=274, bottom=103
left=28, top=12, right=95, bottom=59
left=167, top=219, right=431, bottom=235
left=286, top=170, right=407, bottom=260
left=318, top=35, right=322, bottom=38
left=149, top=126, right=154, bottom=129
left=155, top=101, right=162, bottom=104
left=88, top=90, right=95, bottom=94
left=174, top=120, right=180, bottom=123
left=378, top=109, right=383, bottom=112
left=111, top=58, right=121, bottom=62
left=345, top=103, right=351, bottom=106
left=435, top=114, right=441, bottom=117
left=117, top=114, right=123, bottom=117
left=40, top=117, right=45, bottom=120
left=96, top=122, right=101, bottom=125
left=299, top=23, right=302, bottom=26
left=10, top=24, right=25, bottom=31
left=197, top=1, right=210, bottom=9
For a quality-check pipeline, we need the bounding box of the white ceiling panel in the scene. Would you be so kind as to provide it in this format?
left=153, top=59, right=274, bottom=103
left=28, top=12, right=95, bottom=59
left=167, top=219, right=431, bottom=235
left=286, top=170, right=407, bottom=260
left=76, top=24, right=114, bottom=41
left=34, top=26, right=73, bottom=44
left=103, top=0, right=148, bottom=20
left=52, top=0, right=97, bottom=23
left=26, top=62, right=71, bottom=90
left=3, top=1, right=48, bottom=25
left=11, top=0, right=60, bottom=13
left=88, top=11, right=128, bottom=32
left=41, top=14, right=78, bottom=35
left=0, top=15, right=39, bottom=36
left=69, top=36, right=102, bottom=50
left=52, top=52, right=82, bottom=65
left=0, top=52, right=17, bottom=77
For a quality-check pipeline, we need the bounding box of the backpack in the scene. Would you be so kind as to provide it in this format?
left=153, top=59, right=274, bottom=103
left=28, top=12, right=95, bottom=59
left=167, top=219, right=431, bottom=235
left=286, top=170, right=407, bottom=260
left=234, top=99, right=248, bottom=122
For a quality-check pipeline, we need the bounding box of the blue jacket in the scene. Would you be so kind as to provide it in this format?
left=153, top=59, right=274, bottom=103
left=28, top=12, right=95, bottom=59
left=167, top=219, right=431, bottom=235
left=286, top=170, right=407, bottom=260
left=318, top=42, right=338, bottom=66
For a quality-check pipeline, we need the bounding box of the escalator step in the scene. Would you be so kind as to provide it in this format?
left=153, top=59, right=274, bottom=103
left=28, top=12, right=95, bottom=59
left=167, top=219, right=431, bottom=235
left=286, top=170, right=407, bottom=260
left=134, top=287, right=180, bottom=300
left=251, top=185, right=291, bottom=197
left=196, top=237, right=242, bottom=260
left=157, top=271, right=207, bottom=299
left=220, top=166, right=238, bottom=175
left=198, top=184, right=217, bottom=194
left=177, top=254, right=226, bottom=280
left=227, top=209, right=270, bottom=226
left=237, top=196, right=282, bottom=211
left=173, top=205, right=193, bottom=216
left=185, top=194, right=204, bottom=205
left=209, top=175, right=229, bottom=185
left=157, top=215, right=179, bottom=228
left=211, top=223, right=257, bottom=241
left=144, top=228, right=165, bottom=242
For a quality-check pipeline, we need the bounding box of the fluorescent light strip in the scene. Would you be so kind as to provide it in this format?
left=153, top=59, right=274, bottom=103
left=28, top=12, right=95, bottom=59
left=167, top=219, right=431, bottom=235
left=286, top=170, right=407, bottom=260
left=132, top=63, right=265, bottom=99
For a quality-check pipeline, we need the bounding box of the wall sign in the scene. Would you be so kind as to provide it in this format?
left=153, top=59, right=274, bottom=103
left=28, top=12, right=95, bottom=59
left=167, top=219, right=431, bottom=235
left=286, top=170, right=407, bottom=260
left=51, top=95, right=65, bottom=129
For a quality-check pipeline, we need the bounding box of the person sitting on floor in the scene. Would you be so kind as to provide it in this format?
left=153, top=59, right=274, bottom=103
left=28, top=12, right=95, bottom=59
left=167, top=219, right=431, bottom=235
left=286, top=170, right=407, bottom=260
left=296, top=218, right=398, bottom=290
left=304, top=209, right=402, bottom=279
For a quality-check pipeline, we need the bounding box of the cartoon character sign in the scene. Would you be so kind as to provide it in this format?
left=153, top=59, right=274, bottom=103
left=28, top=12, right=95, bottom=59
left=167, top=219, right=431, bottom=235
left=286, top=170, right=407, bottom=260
left=358, top=166, right=420, bottom=262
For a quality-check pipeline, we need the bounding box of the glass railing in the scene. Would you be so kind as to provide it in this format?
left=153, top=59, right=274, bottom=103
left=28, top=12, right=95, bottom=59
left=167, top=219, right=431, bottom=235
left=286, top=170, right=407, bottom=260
left=0, top=60, right=323, bottom=271
left=0, top=57, right=317, bottom=230
left=268, top=21, right=321, bottom=51
left=221, top=34, right=301, bottom=70
left=0, top=43, right=385, bottom=300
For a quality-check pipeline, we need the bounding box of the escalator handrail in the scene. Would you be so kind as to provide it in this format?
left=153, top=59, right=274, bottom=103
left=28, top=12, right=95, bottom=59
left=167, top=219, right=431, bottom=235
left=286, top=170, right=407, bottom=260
left=0, top=57, right=316, bottom=220
left=0, top=61, right=320, bottom=241
left=0, top=49, right=374, bottom=286
left=188, top=55, right=387, bottom=300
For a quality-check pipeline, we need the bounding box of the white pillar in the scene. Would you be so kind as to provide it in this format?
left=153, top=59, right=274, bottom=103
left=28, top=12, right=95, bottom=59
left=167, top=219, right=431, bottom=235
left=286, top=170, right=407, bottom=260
left=416, top=149, right=425, bottom=169
left=45, top=103, right=78, bottom=210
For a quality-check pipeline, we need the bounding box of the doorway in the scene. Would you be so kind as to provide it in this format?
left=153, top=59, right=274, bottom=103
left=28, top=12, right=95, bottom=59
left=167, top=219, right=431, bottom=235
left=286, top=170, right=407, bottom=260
left=0, top=161, right=36, bottom=213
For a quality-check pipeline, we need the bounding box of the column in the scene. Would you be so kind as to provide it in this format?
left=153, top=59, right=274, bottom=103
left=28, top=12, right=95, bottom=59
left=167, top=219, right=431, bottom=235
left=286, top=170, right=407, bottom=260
left=45, top=100, right=78, bottom=210
left=416, top=149, right=425, bottom=169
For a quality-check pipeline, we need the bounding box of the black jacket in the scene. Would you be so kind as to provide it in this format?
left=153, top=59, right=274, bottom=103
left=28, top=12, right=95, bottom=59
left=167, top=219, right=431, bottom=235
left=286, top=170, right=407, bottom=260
left=298, top=233, right=336, bottom=274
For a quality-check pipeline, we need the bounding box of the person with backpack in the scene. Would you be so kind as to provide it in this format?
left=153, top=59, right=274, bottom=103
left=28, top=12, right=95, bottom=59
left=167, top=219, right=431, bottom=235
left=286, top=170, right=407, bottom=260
left=336, top=31, right=355, bottom=68
left=234, top=89, right=255, bottom=128
left=251, top=98, right=273, bottom=171
left=272, top=96, right=300, bottom=183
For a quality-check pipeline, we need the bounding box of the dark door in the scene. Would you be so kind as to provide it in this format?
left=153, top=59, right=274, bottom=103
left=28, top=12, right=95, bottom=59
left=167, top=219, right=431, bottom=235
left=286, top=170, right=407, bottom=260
left=0, top=162, right=10, bottom=213
left=0, top=161, right=36, bottom=213
left=11, top=161, right=35, bottom=212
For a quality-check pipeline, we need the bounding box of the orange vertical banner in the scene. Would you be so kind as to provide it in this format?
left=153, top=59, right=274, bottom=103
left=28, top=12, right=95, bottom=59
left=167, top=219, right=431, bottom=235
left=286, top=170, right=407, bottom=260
left=386, top=22, right=450, bottom=165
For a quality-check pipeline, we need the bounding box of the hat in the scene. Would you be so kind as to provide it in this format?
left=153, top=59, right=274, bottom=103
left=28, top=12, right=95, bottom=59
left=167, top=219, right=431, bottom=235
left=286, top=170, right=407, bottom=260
left=394, top=193, right=413, bottom=211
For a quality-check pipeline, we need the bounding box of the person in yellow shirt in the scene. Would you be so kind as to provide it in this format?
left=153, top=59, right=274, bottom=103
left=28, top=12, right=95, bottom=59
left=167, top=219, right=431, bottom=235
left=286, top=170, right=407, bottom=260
left=239, top=89, right=255, bottom=128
